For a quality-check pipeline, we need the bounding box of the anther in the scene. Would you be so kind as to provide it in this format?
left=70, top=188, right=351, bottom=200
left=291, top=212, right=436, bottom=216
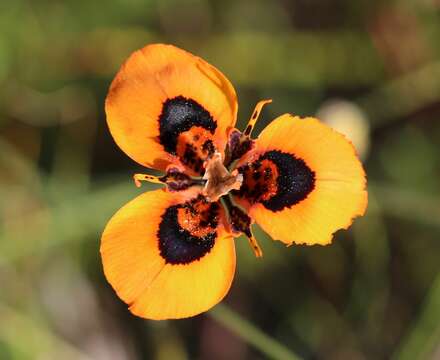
left=243, top=99, right=272, bottom=137
left=133, top=173, right=164, bottom=187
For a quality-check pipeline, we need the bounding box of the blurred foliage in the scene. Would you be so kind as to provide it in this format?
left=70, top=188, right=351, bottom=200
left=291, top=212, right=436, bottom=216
left=1, top=0, right=440, bottom=359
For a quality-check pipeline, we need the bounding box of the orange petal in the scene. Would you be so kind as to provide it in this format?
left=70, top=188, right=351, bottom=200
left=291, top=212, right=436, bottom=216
left=100, top=189, right=236, bottom=320
left=105, top=44, right=238, bottom=173
left=233, top=114, right=367, bottom=245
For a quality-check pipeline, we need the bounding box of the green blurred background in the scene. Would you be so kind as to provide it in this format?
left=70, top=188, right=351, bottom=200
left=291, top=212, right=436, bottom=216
left=1, top=0, right=440, bottom=359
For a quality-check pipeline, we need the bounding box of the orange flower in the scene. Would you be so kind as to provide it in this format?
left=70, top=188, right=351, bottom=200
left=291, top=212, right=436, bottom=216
left=101, top=44, right=368, bottom=320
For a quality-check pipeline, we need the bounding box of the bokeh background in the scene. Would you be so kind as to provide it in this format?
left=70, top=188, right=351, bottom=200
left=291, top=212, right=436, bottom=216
left=1, top=0, right=440, bottom=359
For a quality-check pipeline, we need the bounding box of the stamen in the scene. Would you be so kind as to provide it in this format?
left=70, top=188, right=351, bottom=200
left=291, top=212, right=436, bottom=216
left=247, top=233, right=263, bottom=258
left=222, top=196, right=263, bottom=258
left=243, top=99, right=272, bottom=137
left=133, top=173, right=164, bottom=187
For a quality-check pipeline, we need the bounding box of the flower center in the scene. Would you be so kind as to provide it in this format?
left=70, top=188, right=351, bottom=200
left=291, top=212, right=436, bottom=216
left=202, top=152, right=243, bottom=202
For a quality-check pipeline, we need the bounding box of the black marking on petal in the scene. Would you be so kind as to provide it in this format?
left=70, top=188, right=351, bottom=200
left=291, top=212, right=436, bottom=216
left=181, top=143, right=204, bottom=174
left=235, top=150, right=315, bottom=212
left=252, top=171, right=261, bottom=181
left=158, top=96, right=217, bottom=154
left=201, top=139, right=215, bottom=157
left=262, top=150, right=315, bottom=211
left=263, top=167, right=272, bottom=181
left=243, top=125, right=253, bottom=136
left=157, top=197, right=219, bottom=265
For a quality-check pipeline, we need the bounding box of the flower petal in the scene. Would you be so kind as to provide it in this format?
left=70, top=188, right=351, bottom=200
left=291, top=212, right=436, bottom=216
left=105, top=44, right=238, bottom=173
left=101, top=189, right=236, bottom=319
left=233, top=114, right=367, bottom=245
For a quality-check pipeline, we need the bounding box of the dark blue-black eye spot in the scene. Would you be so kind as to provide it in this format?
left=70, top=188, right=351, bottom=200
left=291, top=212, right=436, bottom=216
left=234, top=150, right=315, bottom=212
left=158, top=96, right=217, bottom=154
left=157, top=197, right=219, bottom=265
left=260, top=150, right=315, bottom=211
